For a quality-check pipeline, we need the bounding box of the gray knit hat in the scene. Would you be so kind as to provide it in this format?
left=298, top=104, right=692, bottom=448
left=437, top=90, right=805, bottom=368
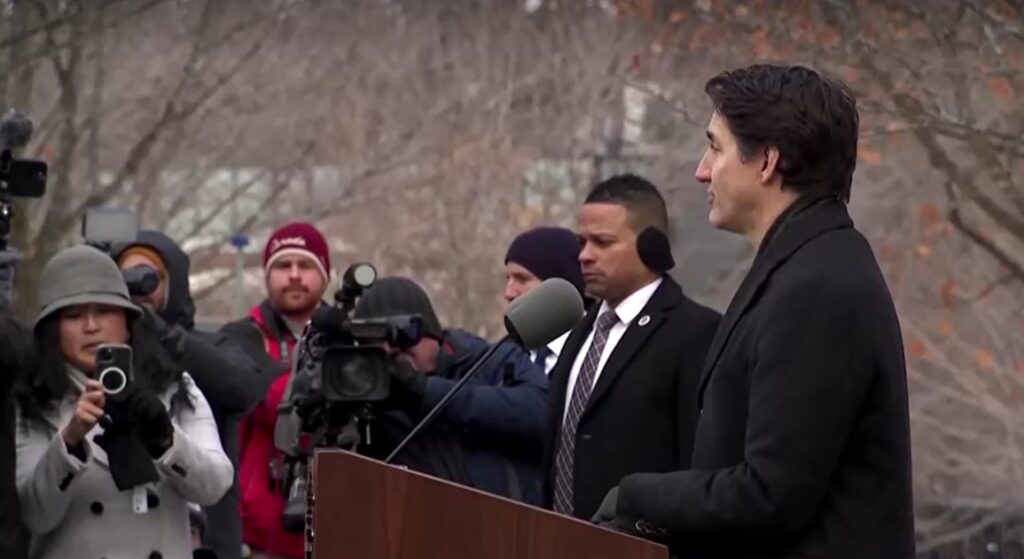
left=34, top=245, right=141, bottom=330
left=353, top=276, right=444, bottom=340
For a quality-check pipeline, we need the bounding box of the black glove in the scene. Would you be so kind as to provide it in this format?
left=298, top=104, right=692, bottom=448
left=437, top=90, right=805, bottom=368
left=140, top=307, right=189, bottom=355
left=592, top=485, right=621, bottom=526
left=131, top=389, right=174, bottom=458
left=390, top=360, right=427, bottom=405
left=94, top=389, right=160, bottom=490
left=592, top=485, right=670, bottom=543
left=143, top=306, right=170, bottom=332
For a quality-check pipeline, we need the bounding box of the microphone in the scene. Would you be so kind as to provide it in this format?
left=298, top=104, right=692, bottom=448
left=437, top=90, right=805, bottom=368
left=504, top=277, right=585, bottom=348
left=0, top=109, right=33, bottom=152
left=384, top=278, right=584, bottom=464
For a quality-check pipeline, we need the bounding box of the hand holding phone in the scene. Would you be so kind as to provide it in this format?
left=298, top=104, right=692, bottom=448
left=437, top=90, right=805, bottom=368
left=62, top=380, right=106, bottom=447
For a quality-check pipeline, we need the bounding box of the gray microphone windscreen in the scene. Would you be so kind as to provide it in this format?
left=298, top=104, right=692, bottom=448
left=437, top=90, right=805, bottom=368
left=0, top=109, right=33, bottom=151
left=504, top=278, right=584, bottom=349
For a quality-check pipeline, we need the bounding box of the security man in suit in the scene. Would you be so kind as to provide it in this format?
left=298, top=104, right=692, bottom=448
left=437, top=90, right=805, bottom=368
left=543, top=174, right=721, bottom=521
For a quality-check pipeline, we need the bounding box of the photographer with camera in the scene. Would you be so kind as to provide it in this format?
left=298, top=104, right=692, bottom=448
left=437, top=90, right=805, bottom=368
left=14, top=245, right=233, bottom=559
left=353, top=276, right=548, bottom=506
left=221, top=222, right=331, bottom=559
left=116, top=230, right=270, bottom=559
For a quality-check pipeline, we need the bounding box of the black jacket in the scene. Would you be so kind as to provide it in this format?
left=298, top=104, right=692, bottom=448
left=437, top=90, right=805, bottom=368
left=542, top=275, right=720, bottom=520
left=0, top=313, right=29, bottom=558
left=616, top=198, right=915, bottom=558
left=117, top=231, right=273, bottom=559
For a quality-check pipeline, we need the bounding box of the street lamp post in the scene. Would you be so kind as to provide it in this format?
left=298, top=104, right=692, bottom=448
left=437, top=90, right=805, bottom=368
left=229, top=232, right=250, bottom=317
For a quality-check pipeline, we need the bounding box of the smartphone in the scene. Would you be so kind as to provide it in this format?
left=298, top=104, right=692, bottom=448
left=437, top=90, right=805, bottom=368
left=95, top=343, right=133, bottom=398
left=82, top=207, right=138, bottom=246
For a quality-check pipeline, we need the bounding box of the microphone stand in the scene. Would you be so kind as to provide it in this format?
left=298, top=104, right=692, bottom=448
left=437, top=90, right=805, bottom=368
left=384, top=334, right=510, bottom=464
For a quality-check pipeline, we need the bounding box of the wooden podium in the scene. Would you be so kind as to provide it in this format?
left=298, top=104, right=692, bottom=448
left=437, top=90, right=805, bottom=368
left=309, top=449, right=669, bottom=559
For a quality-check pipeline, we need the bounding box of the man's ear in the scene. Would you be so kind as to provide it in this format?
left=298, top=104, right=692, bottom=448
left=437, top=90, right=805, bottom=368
left=759, top=146, right=781, bottom=184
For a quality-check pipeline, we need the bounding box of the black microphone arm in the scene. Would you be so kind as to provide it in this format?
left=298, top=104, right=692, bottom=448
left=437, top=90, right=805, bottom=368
left=384, top=334, right=510, bottom=464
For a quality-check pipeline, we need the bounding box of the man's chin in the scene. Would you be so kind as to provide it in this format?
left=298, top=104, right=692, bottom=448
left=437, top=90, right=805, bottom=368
left=274, top=297, right=318, bottom=315
left=584, top=284, right=606, bottom=302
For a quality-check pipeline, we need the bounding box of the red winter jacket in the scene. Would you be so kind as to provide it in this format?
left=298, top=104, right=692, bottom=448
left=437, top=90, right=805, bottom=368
left=236, top=303, right=305, bottom=559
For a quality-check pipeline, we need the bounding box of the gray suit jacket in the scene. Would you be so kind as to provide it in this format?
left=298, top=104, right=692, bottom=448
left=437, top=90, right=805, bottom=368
left=16, top=371, right=233, bottom=559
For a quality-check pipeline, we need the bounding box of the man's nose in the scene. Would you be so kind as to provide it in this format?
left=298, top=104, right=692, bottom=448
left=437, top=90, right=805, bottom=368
left=503, top=280, right=518, bottom=302
left=579, top=242, right=595, bottom=264
left=695, top=152, right=712, bottom=183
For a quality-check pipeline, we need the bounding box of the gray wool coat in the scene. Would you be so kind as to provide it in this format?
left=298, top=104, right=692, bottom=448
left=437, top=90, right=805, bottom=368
left=16, top=370, right=234, bottom=559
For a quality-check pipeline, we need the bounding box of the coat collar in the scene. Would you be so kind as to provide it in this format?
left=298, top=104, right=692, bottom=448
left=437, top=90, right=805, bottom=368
left=551, top=276, right=683, bottom=422
left=696, top=196, right=853, bottom=403
left=582, top=277, right=680, bottom=416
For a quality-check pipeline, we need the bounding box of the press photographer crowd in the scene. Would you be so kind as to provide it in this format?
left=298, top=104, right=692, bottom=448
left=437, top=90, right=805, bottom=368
left=0, top=64, right=916, bottom=559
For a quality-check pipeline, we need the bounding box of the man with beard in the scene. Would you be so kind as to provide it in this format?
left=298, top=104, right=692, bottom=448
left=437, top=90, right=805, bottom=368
left=116, top=230, right=268, bottom=559
left=222, top=222, right=331, bottom=559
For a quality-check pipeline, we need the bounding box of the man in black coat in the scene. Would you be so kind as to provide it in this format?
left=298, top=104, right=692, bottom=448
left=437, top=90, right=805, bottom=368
left=117, top=231, right=272, bottom=559
left=592, top=64, right=915, bottom=558
left=543, top=174, right=721, bottom=521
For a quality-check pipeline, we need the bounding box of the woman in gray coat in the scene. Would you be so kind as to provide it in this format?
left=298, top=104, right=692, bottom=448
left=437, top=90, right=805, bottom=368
left=15, top=245, right=233, bottom=559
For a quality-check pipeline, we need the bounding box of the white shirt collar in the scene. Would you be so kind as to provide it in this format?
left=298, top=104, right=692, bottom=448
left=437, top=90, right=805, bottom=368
left=597, top=276, right=664, bottom=326
left=547, top=330, right=570, bottom=356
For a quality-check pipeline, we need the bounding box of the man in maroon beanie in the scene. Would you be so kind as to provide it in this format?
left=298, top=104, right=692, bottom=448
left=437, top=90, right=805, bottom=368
left=221, top=221, right=332, bottom=559
left=504, top=226, right=587, bottom=375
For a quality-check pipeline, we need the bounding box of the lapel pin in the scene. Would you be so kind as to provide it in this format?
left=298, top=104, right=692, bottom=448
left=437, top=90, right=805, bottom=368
left=638, top=315, right=651, bottom=327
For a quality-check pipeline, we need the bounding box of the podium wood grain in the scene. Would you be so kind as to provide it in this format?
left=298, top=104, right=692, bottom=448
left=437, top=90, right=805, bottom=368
left=311, top=449, right=668, bottom=559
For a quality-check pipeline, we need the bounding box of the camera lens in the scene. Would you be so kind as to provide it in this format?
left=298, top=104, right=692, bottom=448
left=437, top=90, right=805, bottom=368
left=99, top=367, right=127, bottom=395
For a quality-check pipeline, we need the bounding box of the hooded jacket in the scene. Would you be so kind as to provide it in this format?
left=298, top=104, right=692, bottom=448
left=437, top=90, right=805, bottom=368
left=116, top=231, right=273, bottom=559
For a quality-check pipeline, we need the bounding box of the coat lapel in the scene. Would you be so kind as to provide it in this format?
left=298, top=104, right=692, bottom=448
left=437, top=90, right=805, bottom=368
left=582, top=277, right=681, bottom=418
left=547, top=302, right=600, bottom=433
left=696, top=198, right=854, bottom=403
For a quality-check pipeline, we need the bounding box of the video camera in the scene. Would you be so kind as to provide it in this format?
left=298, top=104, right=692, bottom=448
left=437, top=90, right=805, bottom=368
left=287, top=262, right=425, bottom=440
left=81, top=207, right=160, bottom=298
left=276, top=261, right=426, bottom=534
left=0, top=109, right=47, bottom=309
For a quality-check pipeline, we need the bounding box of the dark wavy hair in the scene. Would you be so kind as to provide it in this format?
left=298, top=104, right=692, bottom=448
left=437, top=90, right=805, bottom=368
left=704, top=64, right=859, bottom=202
left=16, top=311, right=192, bottom=427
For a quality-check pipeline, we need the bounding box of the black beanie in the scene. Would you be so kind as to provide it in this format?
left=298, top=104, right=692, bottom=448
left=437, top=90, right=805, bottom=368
left=353, top=276, right=444, bottom=340
left=504, top=227, right=585, bottom=296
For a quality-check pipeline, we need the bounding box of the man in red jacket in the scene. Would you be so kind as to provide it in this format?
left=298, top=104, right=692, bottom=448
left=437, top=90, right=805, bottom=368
left=221, top=222, right=331, bottom=559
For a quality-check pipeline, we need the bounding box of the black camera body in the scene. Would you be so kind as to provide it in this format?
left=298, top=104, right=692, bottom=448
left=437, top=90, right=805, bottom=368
left=294, top=312, right=424, bottom=405
left=0, top=109, right=48, bottom=310
left=284, top=262, right=427, bottom=447
left=278, top=263, right=426, bottom=535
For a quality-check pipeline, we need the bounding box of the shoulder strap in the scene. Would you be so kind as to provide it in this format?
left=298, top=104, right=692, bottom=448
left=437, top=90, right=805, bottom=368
left=248, top=304, right=294, bottom=364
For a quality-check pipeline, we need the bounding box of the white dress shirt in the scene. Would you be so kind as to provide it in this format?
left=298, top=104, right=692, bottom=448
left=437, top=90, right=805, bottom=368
left=530, top=331, right=569, bottom=376
left=563, top=277, right=663, bottom=419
